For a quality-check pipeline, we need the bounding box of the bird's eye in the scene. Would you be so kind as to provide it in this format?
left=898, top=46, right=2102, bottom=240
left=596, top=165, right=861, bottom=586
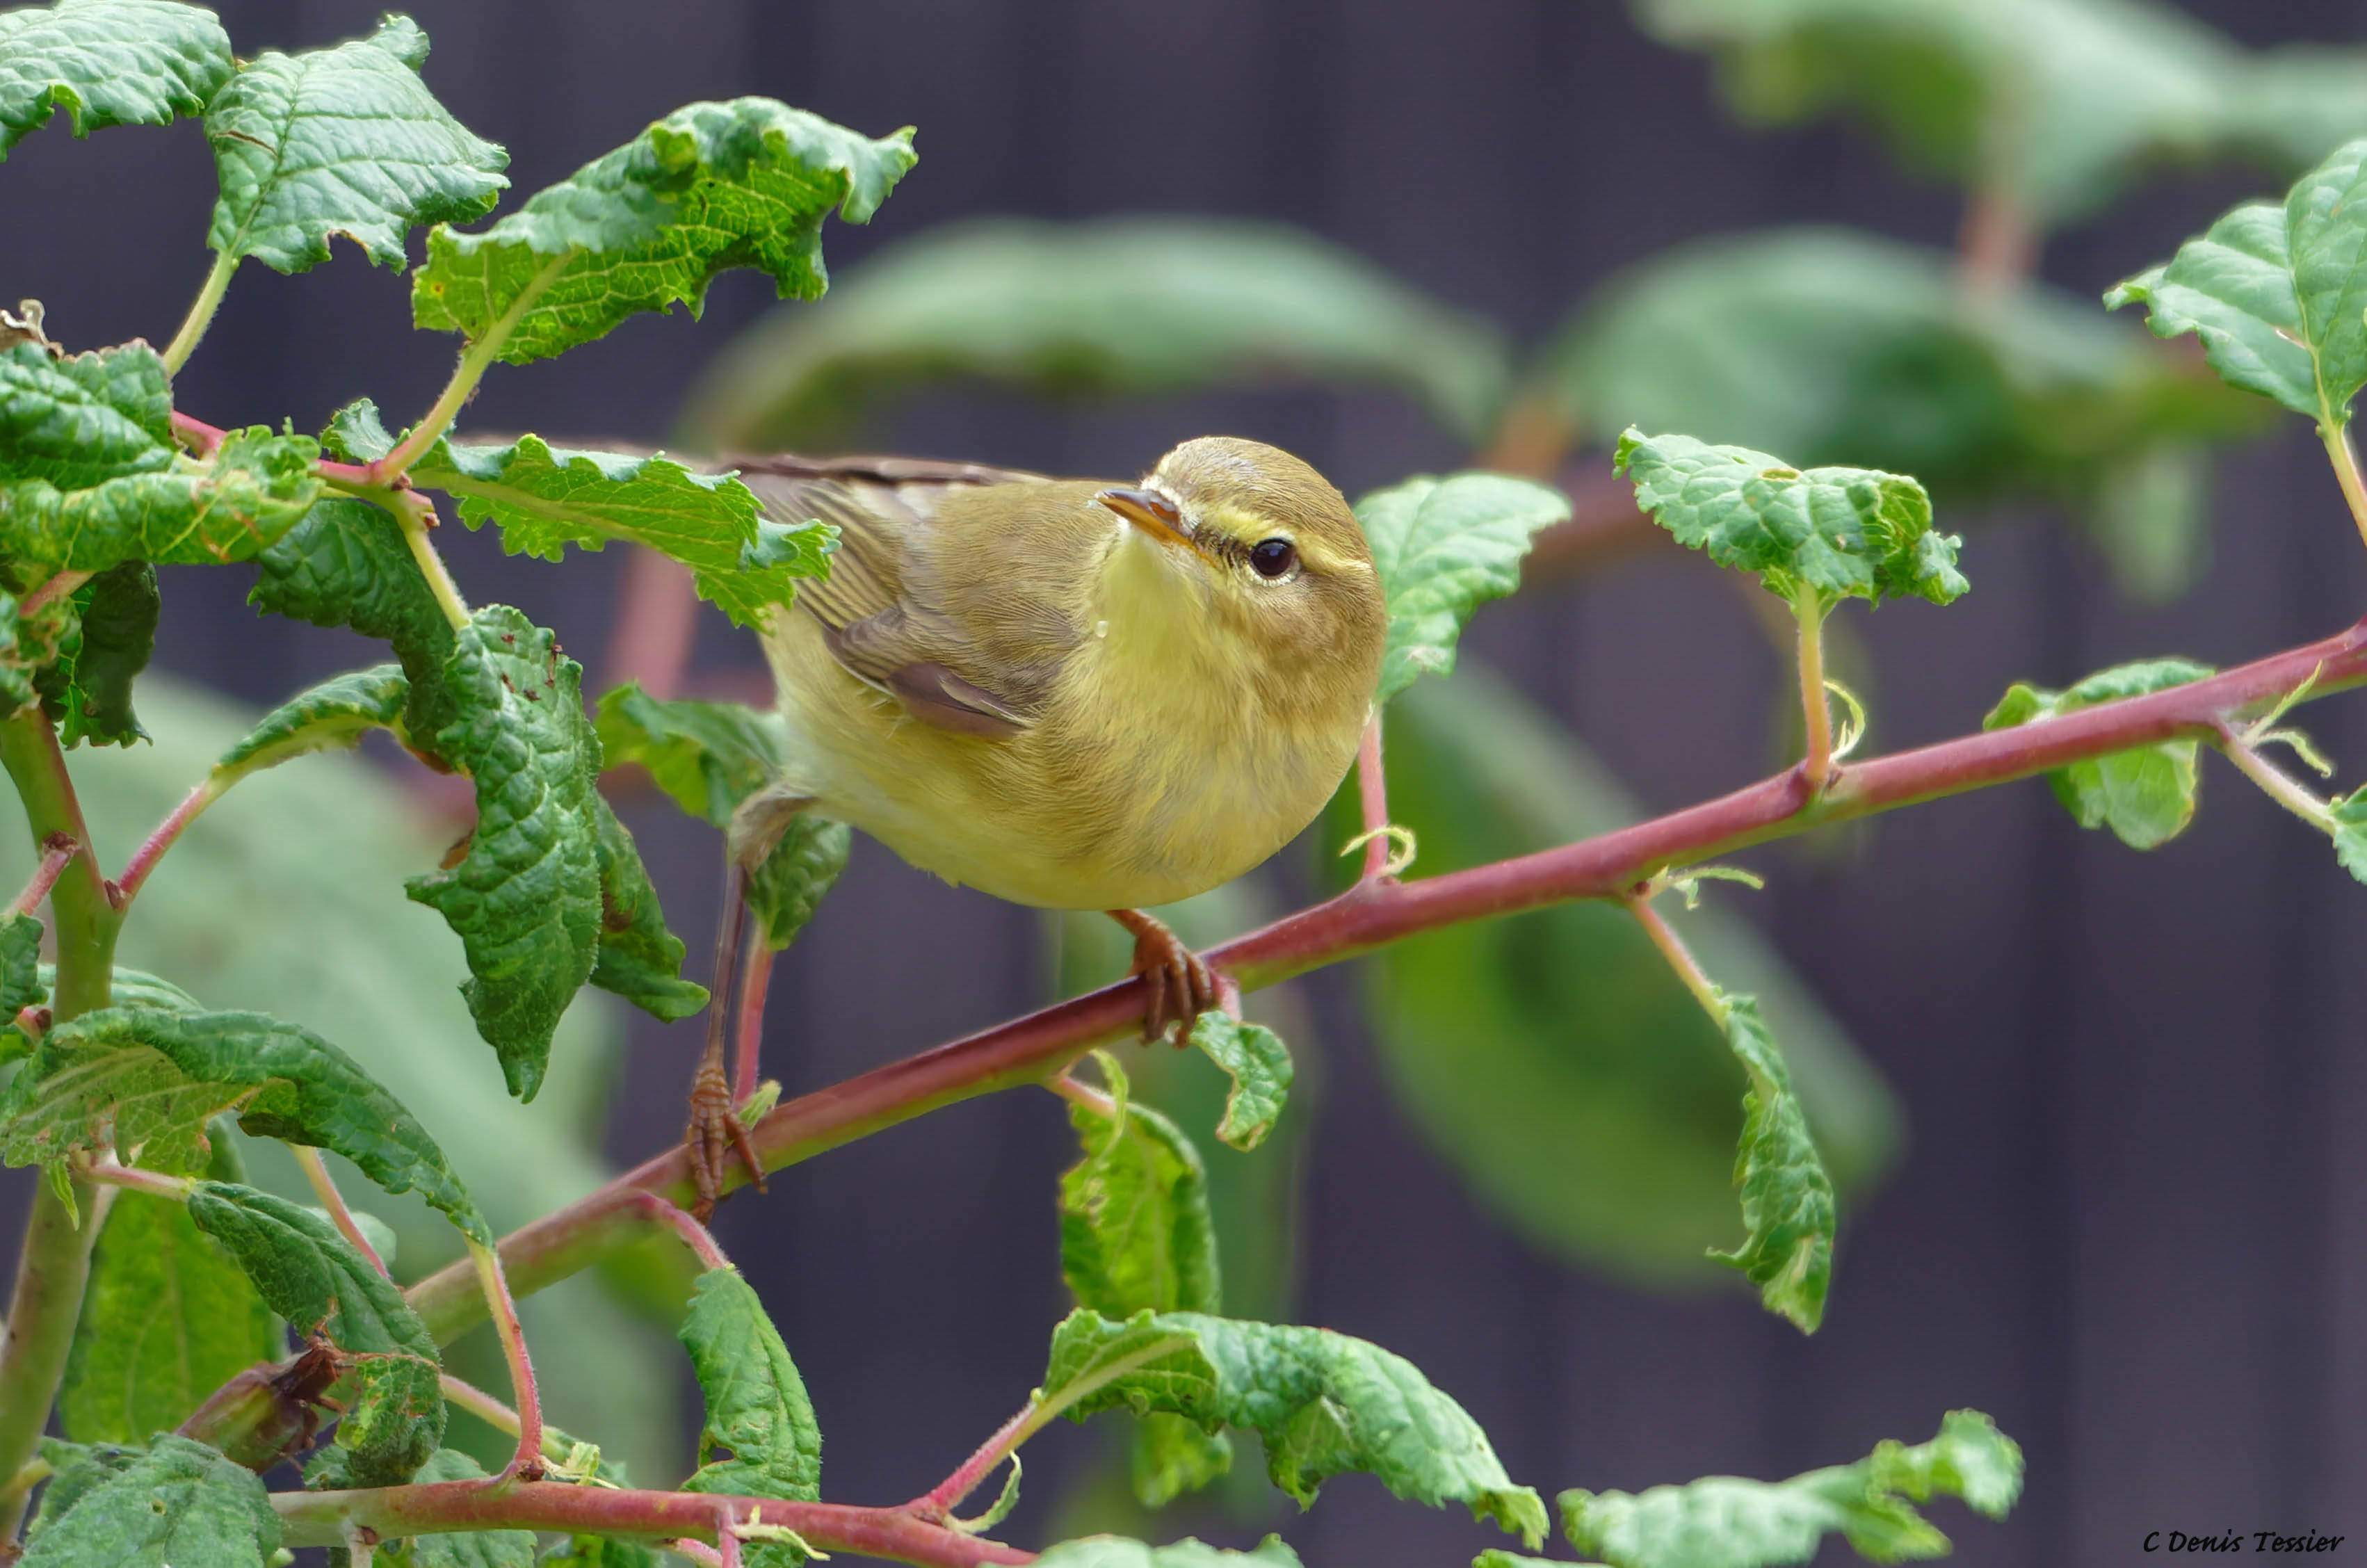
left=1249, top=538, right=1297, bottom=579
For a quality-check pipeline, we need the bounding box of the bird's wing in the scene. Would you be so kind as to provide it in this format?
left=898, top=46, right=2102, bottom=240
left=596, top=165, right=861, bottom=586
left=730, top=454, right=1070, bottom=738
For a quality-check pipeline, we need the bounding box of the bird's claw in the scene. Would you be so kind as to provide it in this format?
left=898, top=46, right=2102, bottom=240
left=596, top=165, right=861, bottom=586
left=1114, top=909, right=1220, bottom=1046
left=685, top=1058, right=765, bottom=1223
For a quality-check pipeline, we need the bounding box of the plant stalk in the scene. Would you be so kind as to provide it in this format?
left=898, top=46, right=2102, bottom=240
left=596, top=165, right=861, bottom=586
left=1628, top=896, right=1728, bottom=1024
left=294, top=1147, right=388, bottom=1277
left=161, top=252, right=239, bottom=375
left=1355, top=713, right=1392, bottom=880
left=466, top=1239, right=545, bottom=1478
left=373, top=613, right=2367, bottom=1341
left=386, top=490, right=474, bottom=631
left=2322, top=422, right=2367, bottom=556
left=1795, top=584, right=1832, bottom=793
left=6, top=832, right=78, bottom=918
left=369, top=256, right=567, bottom=483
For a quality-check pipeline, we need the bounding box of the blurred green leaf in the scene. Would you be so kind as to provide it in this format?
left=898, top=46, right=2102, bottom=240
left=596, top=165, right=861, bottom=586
left=1631, top=0, right=2367, bottom=222
left=1357, top=473, right=1572, bottom=703
left=1332, top=661, right=1896, bottom=1285
left=679, top=217, right=1511, bottom=449
left=409, top=430, right=830, bottom=629
left=1982, top=657, right=2213, bottom=850
left=404, top=606, right=603, bottom=1101
left=1033, top=1539, right=1302, bottom=1568
left=0, top=0, right=232, bottom=158
left=1616, top=429, right=1964, bottom=608
left=16, top=1433, right=276, bottom=1568
left=1043, top=1307, right=1547, bottom=1546
left=679, top=1268, right=822, bottom=1568
left=58, top=1190, right=281, bottom=1444
left=2108, top=138, right=2367, bottom=430
left=1535, top=228, right=2262, bottom=599
left=202, top=14, right=507, bottom=274
left=189, top=1182, right=443, bottom=1486
left=1559, top=1409, right=2022, bottom=1568
left=1707, top=994, right=1834, bottom=1333
left=412, top=97, right=914, bottom=366
left=0, top=672, right=684, bottom=1484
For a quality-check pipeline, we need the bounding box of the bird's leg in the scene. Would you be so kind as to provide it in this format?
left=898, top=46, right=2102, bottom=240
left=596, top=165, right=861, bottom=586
left=1106, top=907, right=1219, bottom=1046
left=682, top=786, right=811, bottom=1221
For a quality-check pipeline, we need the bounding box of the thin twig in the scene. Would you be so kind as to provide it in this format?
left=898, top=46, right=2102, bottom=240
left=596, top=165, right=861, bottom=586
left=618, top=1190, right=733, bottom=1273
left=1626, top=893, right=1727, bottom=1025
left=161, top=252, right=240, bottom=375
left=2215, top=725, right=2336, bottom=831
left=6, top=832, right=79, bottom=919
left=366, top=255, right=569, bottom=483
left=114, top=781, right=219, bottom=905
left=732, top=926, right=774, bottom=1106
left=75, top=1156, right=193, bottom=1202
left=16, top=569, right=91, bottom=620
left=293, top=1147, right=387, bottom=1277
left=385, top=489, right=473, bottom=631
left=2322, top=423, right=2367, bottom=558
left=465, top=1239, right=545, bottom=1479
left=1355, top=714, right=1392, bottom=881
left=1794, top=584, right=1832, bottom=794
left=910, top=1405, right=1036, bottom=1521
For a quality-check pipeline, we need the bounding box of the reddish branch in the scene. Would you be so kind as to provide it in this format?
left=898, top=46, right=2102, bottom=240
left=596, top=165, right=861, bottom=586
left=403, top=611, right=2367, bottom=1341
left=271, top=1480, right=1032, bottom=1566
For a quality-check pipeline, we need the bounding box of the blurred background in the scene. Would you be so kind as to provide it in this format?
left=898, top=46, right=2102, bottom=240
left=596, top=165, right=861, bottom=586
left=6, top=0, right=2367, bottom=1562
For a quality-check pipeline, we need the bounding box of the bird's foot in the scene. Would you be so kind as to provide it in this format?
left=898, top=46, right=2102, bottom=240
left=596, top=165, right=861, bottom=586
left=684, top=1056, right=765, bottom=1223
left=1108, top=907, right=1220, bottom=1045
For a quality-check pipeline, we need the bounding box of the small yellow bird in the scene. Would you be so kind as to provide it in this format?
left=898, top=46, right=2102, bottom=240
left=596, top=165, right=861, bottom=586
left=683, top=436, right=1388, bottom=1212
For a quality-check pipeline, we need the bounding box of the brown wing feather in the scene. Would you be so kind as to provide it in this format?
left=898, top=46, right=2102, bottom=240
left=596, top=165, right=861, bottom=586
left=730, top=453, right=1075, bottom=737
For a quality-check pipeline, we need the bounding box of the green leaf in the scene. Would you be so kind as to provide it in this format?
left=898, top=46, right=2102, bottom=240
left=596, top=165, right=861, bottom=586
left=1558, top=1409, right=2023, bottom=1568
left=58, top=1190, right=281, bottom=1444
left=1061, top=1062, right=1223, bottom=1322
left=0, top=344, right=322, bottom=568
left=1631, top=0, right=2367, bottom=224
left=0, top=910, right=41, bottom=1017
left=409, top=433, right=828, bottom=631
left=2108, top=139, right=2367, bottom=428
left=17, top=1433, right=277, bottom=1568
left=2330, top=789, right=2367, bottom=884
left=1615, top=428, right=1965, bottom=609
left=1355, top=472, right=1571, bottom=704
left=369, top=1449, right=536, bottom=1567
left=1185, top=1013, right=1293, bottom=1154
left=1533, top=229, right=2259, bottom=599
left=0, top=0, right=232, bottom=158
left=1981, top=657, right=2213, bottom=850
left=202, top=14, right=506, bottom=275
left=404, top=606, right=603, bottom=1101
left=1334, top=663, right=1893, bottom=1284
left=1707, top=994, right=1835, bottom=1334
left=32, top=561, right=156, bottom=747
left=215, top=663, right=408, bottom=779
left=1131, top=1412, right=1235, bottom=1512
left=679, top=216, right=1511, bottom=450
left=188, top=1181, right=444, bottom=1485
left=1042, top=1307, right=1547, bottom=1545
left=679, top=1268, right=822, bottom=1568
left=411, top=96, right=915, bottom=366
left=1, top=1004, right=490, bottom=1240
left=588, top=794, right=707, bottom=1022
left=24, top=1437, right=137, bottom=1545
left=248, top=497, right=460, bottom=752
left=1032, top=1538, right=1303, bottom=1568
left=592, top=684, right=849, bottom=949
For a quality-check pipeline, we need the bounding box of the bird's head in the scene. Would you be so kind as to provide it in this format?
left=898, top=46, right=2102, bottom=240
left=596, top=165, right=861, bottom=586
left=1092, top=436, right=1388, bottom=720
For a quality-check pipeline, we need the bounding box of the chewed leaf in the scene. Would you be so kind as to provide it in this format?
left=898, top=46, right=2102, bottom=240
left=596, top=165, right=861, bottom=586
left=0, top=0, right=232, bottom=158
left=0, top=1004, right=489, bottom=1242
left=1060, top=1068, right=1222, bottom=1320
left=1616, top=429, right=1964, bottom=610
left=1708, top=994, right=1835, bottom=1334
left=403, top=607, right=604, bottom=1101
left=1186, top=1012, right=1293, bottom=1152
left=409, top=430, right=830, bottom=629
left=1982, top=658, right=2214, bottom=850
left=59, top=1191, right=280, bottom=1444
left=1041, top=1307, right=1548, bottom=1546
left=412, top=96, right=915, bottom=365
left=2108, top=139, right=2367, bottom=427
left=679, top=1269, right=821, bottom=1567
left=187, top=1183, right=443, bottom=1487
left=1559, top=1409, right=2023, bottom=1568
left=14, top=1432, right=278, bottom=1568
left=202, top=15, right=506, bottom=275
left=588, top=795, right=708, bottom=1023
left=1355, top=472, right=1570, bottom=704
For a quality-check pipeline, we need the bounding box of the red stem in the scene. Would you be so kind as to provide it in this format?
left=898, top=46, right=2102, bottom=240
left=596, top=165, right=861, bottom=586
left=170, top=410, right=380, bottom=489
left=7, top=832, right=79, bottom=919
left=378, top=614, right=2367, bottom=1339
left=910, top=1404, right=1033, bottom=1521
left=619, top=1191, right=732, bottom=1272
left=271, top=1481, right=1033, bottom=1567
left=114, top=782, right=213, bottom=905
left=467, top=1243, right=545, bottom=1479
left=1355, top=714, right=1391, bottom=880
left=732, top=931, right=774, bottom=1104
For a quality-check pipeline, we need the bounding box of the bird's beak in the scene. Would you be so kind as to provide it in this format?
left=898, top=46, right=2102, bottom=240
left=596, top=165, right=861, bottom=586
left=1097, top=487, right=1204, bottom=558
